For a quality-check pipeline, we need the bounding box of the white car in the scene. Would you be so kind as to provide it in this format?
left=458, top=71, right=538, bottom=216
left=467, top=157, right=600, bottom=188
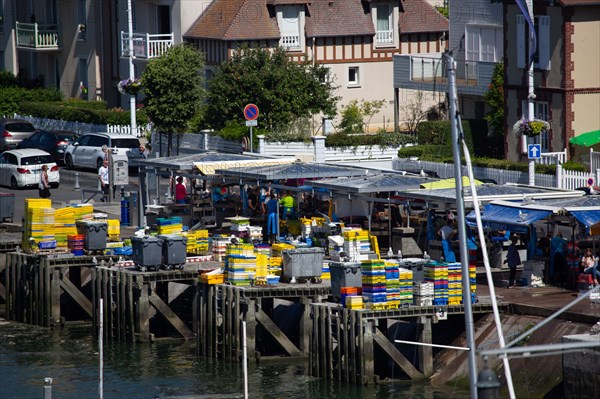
left=64, top=132, right=142, bottom=170
left=0, top=149, right=60, bottom=189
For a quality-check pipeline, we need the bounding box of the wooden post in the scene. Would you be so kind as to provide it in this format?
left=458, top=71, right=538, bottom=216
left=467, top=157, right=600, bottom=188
left=418, top=316, right=433, bottom=376
left=51, top=268, right=61, bottom=325
left=136, top=275, right=150, bottom=341
left=299, top=297, right=312, bottom=354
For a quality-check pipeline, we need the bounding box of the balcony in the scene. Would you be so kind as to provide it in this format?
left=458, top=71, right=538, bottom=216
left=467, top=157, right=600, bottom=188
left=376, top=30, right=394, bottom=46
left=280, top=35, right=301, bottom=50
left=393, top=54, right=497, bottom=97
left=121, top=32, right=174, bottom=60
left=16, top=22, right=61, bottom=51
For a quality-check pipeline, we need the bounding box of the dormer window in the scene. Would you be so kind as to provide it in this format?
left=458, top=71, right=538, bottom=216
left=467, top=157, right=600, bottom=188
left=279, top=5, right=301, bottom=51
left=375, top=3, right=393, bottom=46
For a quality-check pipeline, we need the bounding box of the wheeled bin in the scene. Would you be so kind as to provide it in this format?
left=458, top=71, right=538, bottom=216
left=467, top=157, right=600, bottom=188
left=76, top=220, right=107, bottom=251
left=0, top=192, right=15, bottom=222
left=329, top=261, right=362, bottom=301
left=282, top=247, right=324, bottom=283
left=159, top=234, right=188, bottom=270
left=131, top=236, right=162, bottom=271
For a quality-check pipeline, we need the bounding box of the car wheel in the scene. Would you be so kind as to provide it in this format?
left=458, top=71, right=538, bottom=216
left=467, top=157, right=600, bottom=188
left=65, top=154, right=74, bottom=169
left=50, top=183, right=59, bottom=189
left=96, top=158, right=103, bottom=170
left=10, top=176, right=19, bottom=190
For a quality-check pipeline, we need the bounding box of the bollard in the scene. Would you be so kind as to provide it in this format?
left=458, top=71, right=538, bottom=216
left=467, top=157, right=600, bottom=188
left=74, top=172, right=80, bottom=191
left=44, top=377, right=53, bottom=399
left=477, top=367, right=500, bottom=399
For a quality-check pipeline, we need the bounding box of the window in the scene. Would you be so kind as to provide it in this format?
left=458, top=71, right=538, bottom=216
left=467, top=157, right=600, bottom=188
left=78, top=0, right=87, bottom=41
left=78, top=58, right=88, bottom=98
left=516, top=15, right=550, bottom=70
left=0, top=0, right=5, bottom=32
left=279, top=5, right=301, bottom=50
left=375, top=3, right=393, bottom=45
left=348, top=66, right=360, bottom=87
left=77, top=135, right=91, bottom=146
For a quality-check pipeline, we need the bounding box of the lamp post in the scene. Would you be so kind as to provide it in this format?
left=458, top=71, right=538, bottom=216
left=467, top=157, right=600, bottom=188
left=127, top=0, right=138, bottom=138
left=527, top=0, right=536, bottom=186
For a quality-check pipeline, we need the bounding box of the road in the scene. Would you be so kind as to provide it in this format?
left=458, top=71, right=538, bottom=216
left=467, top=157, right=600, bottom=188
left=1, top=167, right=143, bottom=225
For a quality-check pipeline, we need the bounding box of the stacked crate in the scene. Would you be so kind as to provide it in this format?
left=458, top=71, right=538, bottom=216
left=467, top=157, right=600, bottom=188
left=361, top=259, right=387, bottom=310
left=107, top=219, right=121, bottom=242
left=343, top=229, right=372, bottom=261
left=23, top=199, right=55, bottom=252
left=413, top=281, right=434, bottom=306
left=211, top=236, right=234, bottom=262
left=447, top=262, right=477, bottom=305
left=345, top=295, right=363, bottom=310
left=54, top=207, right=77, bottom=248
left=424, top=262, right=448, bottom=306
left=384, top=261, right=400, bottom=309
left=156, top=217, right=183, bottom=234
left=186, top=230, right=209, bottom=254
left=399, top=267, right=414, bottom=306
left=270, top=242, right=294, bottom=276
left=225, top=243, right=256, bottom=286
left=321, top=262, right=330, bottom=281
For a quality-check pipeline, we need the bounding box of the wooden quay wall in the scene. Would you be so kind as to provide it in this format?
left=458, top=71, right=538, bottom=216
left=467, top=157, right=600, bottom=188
left=197, top=282, right=331, bottom=360
left=309, top=302, right=504, bottom=385
left=4, top=252, right=119, bottom=326
left=92, top=260, right=217, bottom=342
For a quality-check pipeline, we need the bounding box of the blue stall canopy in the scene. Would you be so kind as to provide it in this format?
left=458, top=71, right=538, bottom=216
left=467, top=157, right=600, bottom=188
left=466, top=204, right=551, bottom=233
left=568, top=210, right=600, bottom=229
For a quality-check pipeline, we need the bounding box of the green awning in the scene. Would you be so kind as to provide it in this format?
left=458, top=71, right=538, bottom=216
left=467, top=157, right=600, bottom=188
left=570, top=129, right=600, bottom=147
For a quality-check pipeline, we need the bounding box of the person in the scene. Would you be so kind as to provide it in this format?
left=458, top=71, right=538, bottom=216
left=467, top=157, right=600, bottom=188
left=212, top=185, right=227, bottom=229
left=175, top=176, right=187, bottom=204
left=266, top=193, right=279, bottom=242
left=581, top=248, right=600, bottom=285
left=98, top=159, right=109, bottom=202
left=280, top=191, right=295, bottom=220
left=550, top=231, right=567, bottom=285
left=390, top=204, right=403, bottom=228
left=101, top=144, right=109, bottom=162
left=139, top=144, right=147, bottom=159
left=38, top=164, right=50, bottom=198
left=247, top=187, right=259, bottom=217
left=438, top=219, right=456, bottom=262
left=504, top=235, right=521, bottom=288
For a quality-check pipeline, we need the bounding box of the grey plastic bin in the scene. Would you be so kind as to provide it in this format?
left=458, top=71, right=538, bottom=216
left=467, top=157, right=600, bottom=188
left=76, top=221, right=107, bottom=251
left=329, top=261, right=362, bottom=300
left=282, top=247, right=324, bottom=283
left=159, top=234, right=188, bottom=269
left=131, top=236, right=162, bottom=270
left=0, top=192, right=15, bottom=221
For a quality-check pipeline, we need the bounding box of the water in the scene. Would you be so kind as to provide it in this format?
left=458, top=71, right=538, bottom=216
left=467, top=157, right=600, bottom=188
left=0, top=320, right=470, bottom=399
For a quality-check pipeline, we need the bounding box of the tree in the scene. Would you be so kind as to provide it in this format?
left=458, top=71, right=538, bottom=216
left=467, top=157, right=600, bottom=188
left=205, top=46, right=339, bottom=131
left=483, top=62, right=504, bottom=136
left=338, top=99, right=385, bottom=133
left=141, top=44, right=205, bottom=155
left=402, top=91, right=428, bottom=134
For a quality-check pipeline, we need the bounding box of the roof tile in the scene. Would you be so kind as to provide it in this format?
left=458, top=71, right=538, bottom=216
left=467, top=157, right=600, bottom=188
left=400, top=0, right=448, bottom=33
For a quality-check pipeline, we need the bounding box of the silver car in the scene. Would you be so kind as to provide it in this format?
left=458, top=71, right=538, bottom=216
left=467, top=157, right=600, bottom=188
left=64, top=132, right=142, bottom=170
left=0, top=119, right=36, bottom=151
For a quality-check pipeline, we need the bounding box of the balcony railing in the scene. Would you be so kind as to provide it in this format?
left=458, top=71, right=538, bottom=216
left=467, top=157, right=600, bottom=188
left=280, top=35, right=301, bottom=50
left=376, top=30, right=394, bottom=45
left=16, top=22, right=61, bottom=50
left=121, top=32, right=174, bottom=59
left=405, top=55, right=496, bottom=88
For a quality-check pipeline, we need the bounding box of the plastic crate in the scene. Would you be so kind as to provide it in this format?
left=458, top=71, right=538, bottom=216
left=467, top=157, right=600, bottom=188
left=282, top=247, right=324, bottom=283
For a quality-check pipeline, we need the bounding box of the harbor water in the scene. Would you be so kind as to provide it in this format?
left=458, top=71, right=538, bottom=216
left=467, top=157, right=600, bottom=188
left=0, top=319, right=470, bottom=399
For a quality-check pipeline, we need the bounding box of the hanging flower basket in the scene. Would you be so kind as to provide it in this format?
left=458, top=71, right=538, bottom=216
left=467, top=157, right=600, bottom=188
left=118, top=78, right=142, bottom=95
left=512, top=118, right=550, bottom=137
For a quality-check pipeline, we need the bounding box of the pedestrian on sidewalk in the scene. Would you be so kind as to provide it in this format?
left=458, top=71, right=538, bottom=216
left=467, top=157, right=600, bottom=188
left=98, top=159, right=109, bottom=202
left=504, top=235, right=521, bottom=288
left=38, top=164, right=51, bottom=198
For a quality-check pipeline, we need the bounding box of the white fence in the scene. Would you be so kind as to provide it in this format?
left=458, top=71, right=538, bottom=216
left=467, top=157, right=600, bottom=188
left=558, top=166, right=600, bottom=190
left=15, top=114, right=148, bottom=137
left=539, top=149, right=567, bottom=165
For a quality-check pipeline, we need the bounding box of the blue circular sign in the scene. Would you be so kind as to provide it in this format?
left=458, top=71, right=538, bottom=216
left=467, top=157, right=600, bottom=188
left=244, top=104, right=259, bottom=121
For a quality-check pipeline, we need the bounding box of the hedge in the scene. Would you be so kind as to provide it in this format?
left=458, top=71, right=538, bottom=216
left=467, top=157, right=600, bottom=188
left=18, top=101, right=148, bottom=126
left=416, top=120, right=476, bottom=154
left=325, top=131, right=414, bottom=149
left=0, top=87, right=63, bottom=116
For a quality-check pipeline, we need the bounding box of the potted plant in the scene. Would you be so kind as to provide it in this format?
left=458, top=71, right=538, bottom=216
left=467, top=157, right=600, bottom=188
left=118, top=78, right=142, bottom=95
left=512, top=118, right=550, bottom=137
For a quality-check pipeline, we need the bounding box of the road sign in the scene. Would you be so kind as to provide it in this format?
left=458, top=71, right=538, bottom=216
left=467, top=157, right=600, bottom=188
left=245, top=120, right=257, bottom=127
left=243, top=104, right=259, bottom=121
left=528, top=144, right=541, bottom=159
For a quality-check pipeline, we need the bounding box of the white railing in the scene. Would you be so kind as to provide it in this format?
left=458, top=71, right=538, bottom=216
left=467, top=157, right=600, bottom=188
left=410, top=55, right=444, bottom=82
left=591, top=149, right=600, bottom=174
left=121, top=32, right=174, bottom=59
left=16, top=22, right=61, bottom=49
left=376, top=30, right=394, bottom=45
left=539, top=149, right=567, bottom=165
left=558, top=166, right=600, bottom=190
left=280, top=35, right=300, bottom=49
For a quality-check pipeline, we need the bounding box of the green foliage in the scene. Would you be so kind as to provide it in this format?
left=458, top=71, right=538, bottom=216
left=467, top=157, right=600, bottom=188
left=18, top=101, right=148, bottom=126
left=397, top=144, right=450, bottom=158
left=338, top=99, right=386, bottom=133
left=216, top=121, right=269, bottom=148
left=435, top=5, right=449, bottom=18
left=562, top=160, right=586, bottom=172
left=266, top=117, right=314, bottom=143
left=325, top=131, right=413, bottom=149
left=416, top=120, right=474, bottom=154
left=0, top=71, right=18, bottom=88
left=0, top=87, right=63, bottom=116
left=483, top=62, right=504, bottom=136
left=141, top=44, right=205, bottom=133
left=205, top=46, right=339, bottom=131
left=44, top=99, right=108, bottom=110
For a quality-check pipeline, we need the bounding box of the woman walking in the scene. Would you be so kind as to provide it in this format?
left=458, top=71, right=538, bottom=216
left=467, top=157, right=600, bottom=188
left=38, top=164, right=51, bottom=198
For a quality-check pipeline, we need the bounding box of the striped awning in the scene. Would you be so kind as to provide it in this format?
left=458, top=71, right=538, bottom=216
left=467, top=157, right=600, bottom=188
left=194, top=157, right=296, bottom=175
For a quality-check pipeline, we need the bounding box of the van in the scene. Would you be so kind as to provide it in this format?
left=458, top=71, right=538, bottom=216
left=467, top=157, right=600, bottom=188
left=64, top=132, right=142, bottom=170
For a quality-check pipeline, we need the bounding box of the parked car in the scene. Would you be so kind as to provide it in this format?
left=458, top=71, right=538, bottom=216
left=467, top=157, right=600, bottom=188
left=17, top=129, right=79, bottom=163
left=0, top=149, right=60, bottom=189
left=0, top=119, right=37, bottom=151
left=64, top=132, right=142, bottom=170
